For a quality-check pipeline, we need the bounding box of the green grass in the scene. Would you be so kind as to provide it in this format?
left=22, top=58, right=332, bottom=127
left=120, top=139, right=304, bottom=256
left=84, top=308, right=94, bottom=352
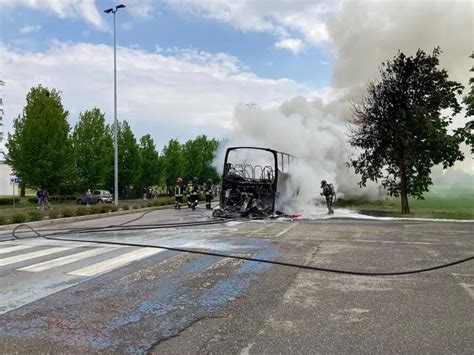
left=337, top=192, right=474, bottom=220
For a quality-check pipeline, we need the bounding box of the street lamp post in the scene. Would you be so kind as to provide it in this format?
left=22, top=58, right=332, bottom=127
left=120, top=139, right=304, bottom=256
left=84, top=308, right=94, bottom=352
left=104, top=4, right=126, bottom=207
left=244, top=102, right=257, bottom=120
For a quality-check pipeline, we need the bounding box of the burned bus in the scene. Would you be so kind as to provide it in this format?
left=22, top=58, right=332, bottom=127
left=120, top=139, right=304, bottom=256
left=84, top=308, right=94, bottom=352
left=213, top=146, right=296, bottom=218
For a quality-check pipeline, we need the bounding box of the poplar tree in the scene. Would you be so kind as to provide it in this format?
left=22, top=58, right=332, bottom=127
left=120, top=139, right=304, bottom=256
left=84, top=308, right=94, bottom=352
left=71, top=108, right=112, bottom=189
left=7, top=85, right=74, bottom=192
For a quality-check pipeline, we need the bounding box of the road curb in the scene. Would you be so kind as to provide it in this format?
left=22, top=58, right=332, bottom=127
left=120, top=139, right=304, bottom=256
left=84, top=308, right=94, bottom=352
left=0, top=204, right=175, bottom=231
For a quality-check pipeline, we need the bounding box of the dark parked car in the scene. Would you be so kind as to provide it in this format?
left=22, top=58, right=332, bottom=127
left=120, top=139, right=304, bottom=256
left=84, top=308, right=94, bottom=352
left=76, top=190, right=113, bottom=205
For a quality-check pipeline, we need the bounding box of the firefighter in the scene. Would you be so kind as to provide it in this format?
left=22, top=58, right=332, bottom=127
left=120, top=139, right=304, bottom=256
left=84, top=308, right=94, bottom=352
left=190, top=177, right=200, bottom=211
left=186, top=180, right=193, bottom=208
left=204, top=179, right=213, bottom=209
left=174, top=177, right=184, bottom=210
left=320, top=180, right=335, bottom=214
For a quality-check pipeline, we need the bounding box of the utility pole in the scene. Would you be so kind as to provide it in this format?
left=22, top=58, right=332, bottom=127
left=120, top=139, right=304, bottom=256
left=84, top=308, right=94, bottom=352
left=104, top=4, right=126, bottom=207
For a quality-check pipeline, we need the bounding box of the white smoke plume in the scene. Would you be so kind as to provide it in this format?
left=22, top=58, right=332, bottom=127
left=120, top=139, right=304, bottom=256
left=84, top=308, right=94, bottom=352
left=214, top=97, right=382, bottom=215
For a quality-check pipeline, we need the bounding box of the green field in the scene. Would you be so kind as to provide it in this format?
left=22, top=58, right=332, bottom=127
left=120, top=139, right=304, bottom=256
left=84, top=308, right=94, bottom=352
left=337, top=190, right=474, bottom=220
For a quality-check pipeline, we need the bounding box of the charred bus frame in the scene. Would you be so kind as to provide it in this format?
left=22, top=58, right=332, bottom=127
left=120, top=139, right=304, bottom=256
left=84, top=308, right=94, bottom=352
left=215, top=146, right=296, bottom=218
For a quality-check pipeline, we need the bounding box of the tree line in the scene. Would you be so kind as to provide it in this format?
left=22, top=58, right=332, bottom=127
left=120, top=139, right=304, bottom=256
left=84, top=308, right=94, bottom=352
left=6, top=85, right=220, bottom=197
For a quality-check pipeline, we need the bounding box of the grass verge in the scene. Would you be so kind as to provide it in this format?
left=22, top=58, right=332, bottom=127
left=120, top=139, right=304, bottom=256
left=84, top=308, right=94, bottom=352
left=337, top=193, right=474, bottom=220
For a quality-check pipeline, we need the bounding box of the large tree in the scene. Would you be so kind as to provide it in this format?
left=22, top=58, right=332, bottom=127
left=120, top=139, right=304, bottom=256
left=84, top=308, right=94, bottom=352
left=71, top=108, right=112, bottom=190
left=349, top=48, right=465, bottom=214
left=183, top=135, right=220, bottom=183
left=6, top=85, right=74, bottom=192
left=138, top=134, right=161, bottom=187
left=117, top=121, right=141, bottom=191
left=456, top=52, right=474, bottom=152
left=162, top=139, right=184, bottom=188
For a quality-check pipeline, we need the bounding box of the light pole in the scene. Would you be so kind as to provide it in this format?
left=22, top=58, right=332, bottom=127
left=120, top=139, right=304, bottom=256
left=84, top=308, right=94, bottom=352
left=244, top=102, right=257, bottom=120
left=104, top=4, right=126, bottom=207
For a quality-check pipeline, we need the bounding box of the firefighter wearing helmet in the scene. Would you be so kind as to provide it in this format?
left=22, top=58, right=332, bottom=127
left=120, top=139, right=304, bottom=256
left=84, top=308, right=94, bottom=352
left=189, top=177, right=200, bottom=210
left=175, top=178, right=184, bottom=210
left=320, top=180, right=335, bottom=214
left=203, top=179, right=213, bottom=209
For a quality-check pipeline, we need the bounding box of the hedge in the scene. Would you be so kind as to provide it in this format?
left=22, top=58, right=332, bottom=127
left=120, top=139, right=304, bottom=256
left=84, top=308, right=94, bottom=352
left=0, top=198, right=21, bottom=205
left=28, top=195, right=77, bottom=204
left=11, top=213, right=28, bottom=224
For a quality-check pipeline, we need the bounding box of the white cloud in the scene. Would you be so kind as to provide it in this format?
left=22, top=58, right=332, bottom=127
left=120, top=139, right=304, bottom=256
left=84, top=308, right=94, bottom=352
left=165, top=0, right=339, bottom=53
left=3, top=0, right=107, bottom=31
left=124, top=0, right=156, bottom=20
left=0, top=41, right=324, bottom=146
left=275, top=38, right=304, bottom=54
left=19, top=25, right=41, bottom=34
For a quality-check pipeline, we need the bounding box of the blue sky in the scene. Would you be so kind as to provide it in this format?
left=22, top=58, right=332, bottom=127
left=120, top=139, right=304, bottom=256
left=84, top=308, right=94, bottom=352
left=1, top=1, right=332, bottom=86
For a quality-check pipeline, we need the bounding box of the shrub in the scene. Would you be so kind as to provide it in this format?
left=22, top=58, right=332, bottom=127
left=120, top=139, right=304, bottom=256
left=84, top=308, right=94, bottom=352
left=133, top=205, right=140, bottom=209
left=27, top=210, right=44, bottom=221
left=99, top=205, right=112, bottom=213
left=62, top=207, right=75, bottom=218
left=75, top=207, right=89, bottom=216
left=11, top=213, right=28, bottom=224
left=122, top=205, right=130, bottom=210
left=147, top=202, right=154, bottom=208
left=111, top=205, right=118, bottom=212
left=89, top=206, right=102, bottom=214
left=0, top=198, right=21, bottom=205
left=48, top=209, right=59, bottom=219
left=0, top=215, right=8, bottom=225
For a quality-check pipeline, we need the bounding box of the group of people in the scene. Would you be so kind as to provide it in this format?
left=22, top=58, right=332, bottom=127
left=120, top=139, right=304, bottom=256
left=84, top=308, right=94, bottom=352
left=175, top=177, right=214, bottom=211
left=142, top=187, right=159, bottom=200
left=175, top=178, right=335, bottom=214
left=36, top=189, right=51, bottom=210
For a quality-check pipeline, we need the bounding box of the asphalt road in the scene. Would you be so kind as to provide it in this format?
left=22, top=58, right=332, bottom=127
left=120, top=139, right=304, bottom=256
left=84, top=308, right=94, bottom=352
left=0, top=207, right=472, bottom=354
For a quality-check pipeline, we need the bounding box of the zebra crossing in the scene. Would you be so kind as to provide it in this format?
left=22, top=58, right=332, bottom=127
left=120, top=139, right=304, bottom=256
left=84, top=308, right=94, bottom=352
left=0, top=240, right=171, bottom=314
left=0, top=234, right=269, bottom=315
left=0, top=241, right=163, bottom=276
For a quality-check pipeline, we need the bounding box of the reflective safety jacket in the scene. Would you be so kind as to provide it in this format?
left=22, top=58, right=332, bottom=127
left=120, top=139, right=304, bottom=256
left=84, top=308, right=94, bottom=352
left=191, top=182, right=200, bottom=196
left=203, top=183, right=213, bottom=196
left=175, top=185, right=183, bottom=197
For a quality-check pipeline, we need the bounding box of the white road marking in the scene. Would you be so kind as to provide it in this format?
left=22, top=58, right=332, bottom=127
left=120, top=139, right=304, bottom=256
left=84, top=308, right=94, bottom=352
left=249, top=227, right=265, bottom=236
left=276, top=224, right=298, bottom=237
left=0, top=247, right=71, bottom=267
left=459, top=283, right=474, bottom=300
left=68, top=248, right=164, bottom=277
left=18, top=248, right=117, bottom=272
left=0, top=245, right=36, bottom=255
left=317, top=239, right=432, bottom=245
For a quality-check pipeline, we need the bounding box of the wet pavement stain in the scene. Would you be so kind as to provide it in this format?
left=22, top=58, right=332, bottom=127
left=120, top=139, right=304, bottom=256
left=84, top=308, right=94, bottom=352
left=0, top=236, right=281, bottom=352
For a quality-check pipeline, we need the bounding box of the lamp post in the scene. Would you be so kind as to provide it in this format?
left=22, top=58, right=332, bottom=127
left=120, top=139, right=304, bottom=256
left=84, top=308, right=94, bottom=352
left=104, top=4, right=126, bottom=207
left=244, top=102, right=257, bottom=120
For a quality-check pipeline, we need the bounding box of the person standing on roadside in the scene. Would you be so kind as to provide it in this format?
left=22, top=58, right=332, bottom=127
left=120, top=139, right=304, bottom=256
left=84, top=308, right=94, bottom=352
left=85, top=189, right=92, bottom=207
left=36, top=189, right=43, bottom=210
left=41, top=190, right=51, bottom=210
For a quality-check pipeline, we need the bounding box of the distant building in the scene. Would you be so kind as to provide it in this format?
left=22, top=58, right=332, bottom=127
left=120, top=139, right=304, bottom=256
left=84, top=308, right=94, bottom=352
left=0, top=78, right=14, bottom=196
